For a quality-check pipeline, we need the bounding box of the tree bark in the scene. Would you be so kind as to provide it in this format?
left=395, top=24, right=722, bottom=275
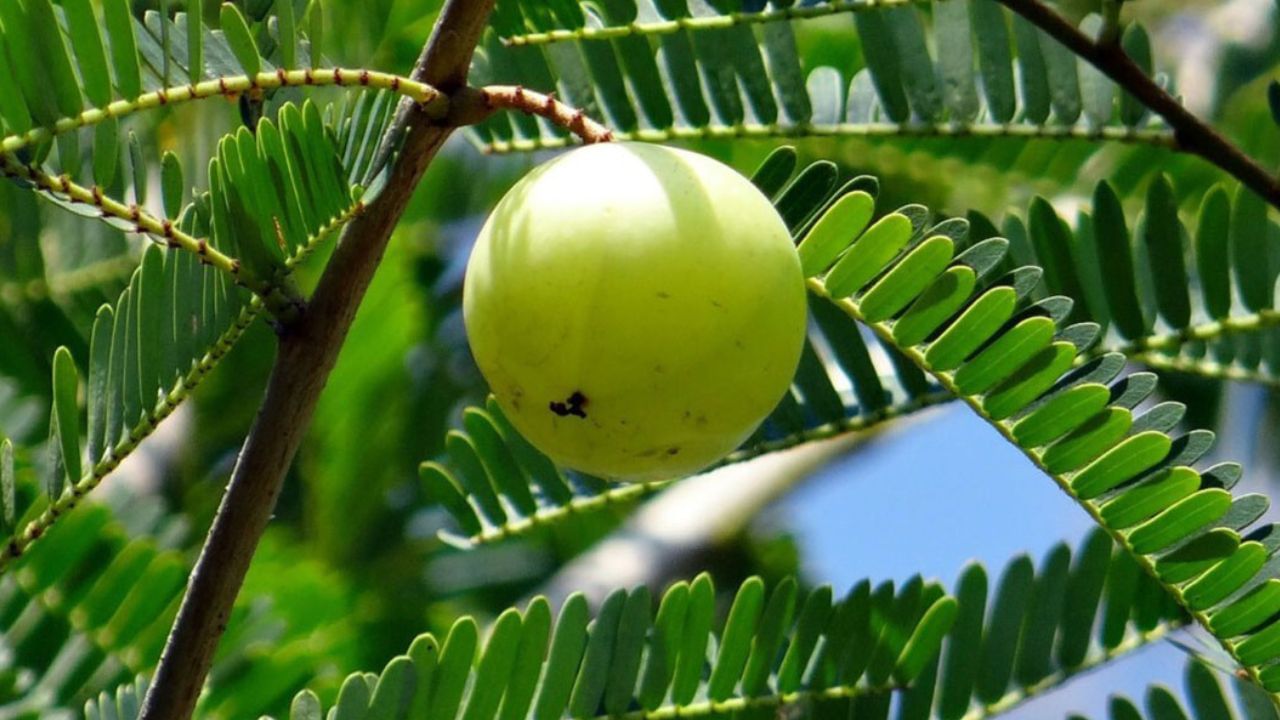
left=139, top=2, right=495, bottom=718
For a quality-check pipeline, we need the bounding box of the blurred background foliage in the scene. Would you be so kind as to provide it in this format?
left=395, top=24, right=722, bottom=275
left=2, top=0, right=1280, bottom=717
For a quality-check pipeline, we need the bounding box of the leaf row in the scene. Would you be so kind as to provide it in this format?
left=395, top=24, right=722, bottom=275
left=797, top=183, right=1280, bottom=692
left=0, top=0, right=317, bottom=145
left=468, top=0, right=1173, bottom=153
left=989, top=177, right=1280, bottom=387
left=98, top=572, right=956, bottom=720
left=85, top=528, right=1209, bottom=720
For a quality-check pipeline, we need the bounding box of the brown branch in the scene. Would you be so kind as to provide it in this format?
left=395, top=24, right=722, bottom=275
left=137, top=2, right=495, bottom=719
left=478, top=85, right=616, bottom=144
left=997, top=0, right=1280, bottom=210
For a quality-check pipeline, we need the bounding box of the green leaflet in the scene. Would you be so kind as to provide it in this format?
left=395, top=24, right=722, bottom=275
left=220, top=3, right=262, bottom=78
left=797, top=191, right=875, bottom=277
left=62, top=0, right=112, bottom=108
left=1141, top=175, right=1191, bottom=329
left=1093, top=181, right=1146, bottom=340
left=103, top=0, right=142, bottom=99
left=420, top=157, right=1280, bottom=658
left=50, top=346, right=81, bottom=495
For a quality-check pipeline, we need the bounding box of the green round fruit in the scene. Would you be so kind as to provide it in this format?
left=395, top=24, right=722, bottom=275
left=463, top=142, right=806, bottom=481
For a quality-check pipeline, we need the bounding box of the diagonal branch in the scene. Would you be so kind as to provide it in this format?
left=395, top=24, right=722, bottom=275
left=137, top=2, right=496, bottom=719
left=997, top=0, right=1280, bottom=210
left=0, top=154, right=303, bottom=320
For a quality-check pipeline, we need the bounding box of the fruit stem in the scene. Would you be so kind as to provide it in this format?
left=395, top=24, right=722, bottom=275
left=479, top=85, right=616, bottom=144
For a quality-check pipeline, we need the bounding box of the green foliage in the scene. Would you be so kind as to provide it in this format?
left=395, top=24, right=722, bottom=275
left=792, top=182, right=1280, bottom=690
left=468, top=0, right=1173, bottom=153
left=84, top=530, right=1199, bottom=720
left=0, top=495, right=362, bottom=718
left=85, top=573, right=958, bottom=720
left=0, top=97, right=390, bottom=574
left=1, top=1, right=1279, bottom=718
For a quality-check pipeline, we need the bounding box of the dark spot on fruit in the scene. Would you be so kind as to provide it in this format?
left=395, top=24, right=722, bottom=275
left=667, top=447, right=680, bottom=456
left=550, top=390, right=588, bottom=418
left=657, top=291, right=671, bottom=299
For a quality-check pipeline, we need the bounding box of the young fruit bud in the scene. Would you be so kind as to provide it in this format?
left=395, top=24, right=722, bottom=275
left=464, top=143, right=806, bottom=481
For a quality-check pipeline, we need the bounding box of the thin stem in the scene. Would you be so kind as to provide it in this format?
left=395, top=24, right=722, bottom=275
left=0, top=253, right=136, bottom=303
left=0, top=69, right=444, bottom=157
left=501, top=0, right=926, bottom=46
left=1131, top=352, right=1280, bottom=388
left=479, top=85, right=617, bottom=143
left=0, top=154, right=304, bottom=319
left=963, top=621, right=1182, bottom=720
left=138, top=2, right=494, bottom=719
left=996, top=0, right=1280, bottom=210
left=0, top=156, right=240, bottom=278
left=1110, top=310, right=1280, bottom=355
left=473, top=120, right=1174, bottom=154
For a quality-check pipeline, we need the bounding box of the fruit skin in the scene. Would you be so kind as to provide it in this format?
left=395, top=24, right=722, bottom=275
left=463, top=142, right=806, bottom=481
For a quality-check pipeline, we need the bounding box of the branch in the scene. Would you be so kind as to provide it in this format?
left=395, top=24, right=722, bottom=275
left=137, top=2, right=495, bottom=719
left=996, top=0, right=1280, bottom=210
left=477, top=85, right=616, bottom=144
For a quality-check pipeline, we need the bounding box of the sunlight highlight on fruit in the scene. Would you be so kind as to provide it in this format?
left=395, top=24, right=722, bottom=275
left=464, top=143, right=807, bottom=481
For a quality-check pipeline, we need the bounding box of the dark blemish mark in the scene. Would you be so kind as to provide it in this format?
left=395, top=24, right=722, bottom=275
left=656, top=291, right=671, bottom=299
left=550, top=390, right=588, bottom=418
left=711, top=300, right=723, bottom=308
left=667, top=447, right=680, bottom=456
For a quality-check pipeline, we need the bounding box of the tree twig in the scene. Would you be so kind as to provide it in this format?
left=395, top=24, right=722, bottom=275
left=996, top=0, right=1280, bottom=210
left=478, top=85, right=617, bottom=144
left=137, top=2, right=495, bottom=718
